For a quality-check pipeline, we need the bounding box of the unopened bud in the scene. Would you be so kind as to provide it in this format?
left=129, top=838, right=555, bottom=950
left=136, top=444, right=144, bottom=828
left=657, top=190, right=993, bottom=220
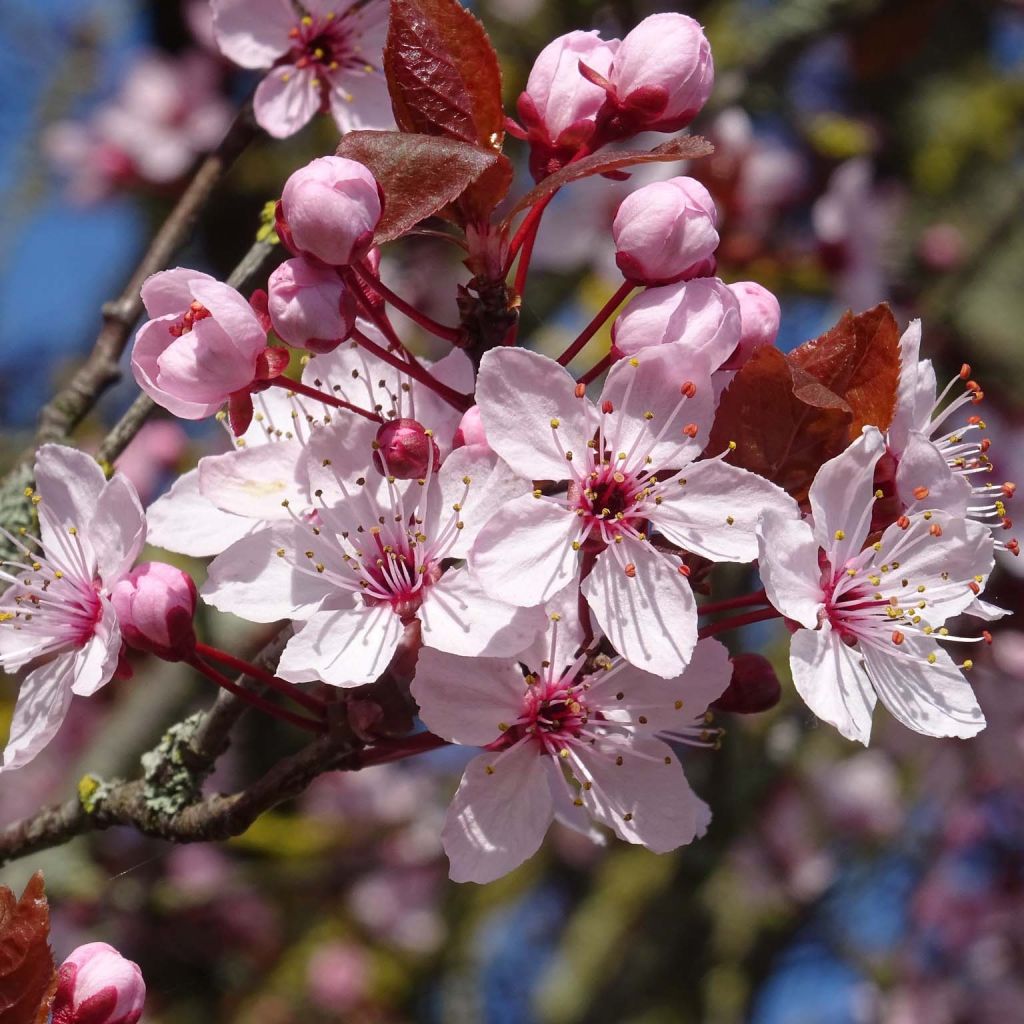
left=53, top=942, right=146, bottom=1024
left=372, top=419, right=440, bottom=479
left=721, top=281, right=781, bottom=370
left=110, top=562, right=197, bottom=661
left=267, top=257, right=356, bottom=352
left=452, top=405, right=491, bottom=452
left=712, top=653, right=782, bottom=714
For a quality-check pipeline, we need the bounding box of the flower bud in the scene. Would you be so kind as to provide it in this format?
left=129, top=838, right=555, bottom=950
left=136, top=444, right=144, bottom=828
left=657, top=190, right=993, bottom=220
left=53, top=942, right=146, bottom=1024
left=712, top=653, right=781, bottom=714
left=111, top=562, right=198, bottom=661
left=612, top=277, right=741, bottom=370
left=613, top=176, right=719, bottom=285
left=132, top=268, right=267, bottom=420
left=373, top=419, right=440, bottom=479
left=722, top=281, right=780, bottom=370
left=607, top=13, right=713, bottom=132
left=452, top=405, right=491, bottom=452
left=278, top=156, right=381, bottom=267
left=267, top=257, right=356, bottom=353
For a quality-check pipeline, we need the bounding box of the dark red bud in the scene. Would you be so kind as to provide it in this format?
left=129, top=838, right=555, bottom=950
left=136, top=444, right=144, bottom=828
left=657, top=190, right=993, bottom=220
left=712, top=653, right=782, bottom=714
left=372, top=418, right=440, bottom=479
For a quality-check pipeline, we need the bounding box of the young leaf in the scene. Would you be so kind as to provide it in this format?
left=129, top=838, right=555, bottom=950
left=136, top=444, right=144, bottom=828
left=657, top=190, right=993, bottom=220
left=788, top=303, right=901, bottom=437
left=0, top=873, right=57, bottom=1024
left=336, top=132, right=506, bottom=243
left=708, top=346, right=853, bottom=503
left=504, top=135, right=714, bottom=222
left=385, top=0, right=504, bottom=150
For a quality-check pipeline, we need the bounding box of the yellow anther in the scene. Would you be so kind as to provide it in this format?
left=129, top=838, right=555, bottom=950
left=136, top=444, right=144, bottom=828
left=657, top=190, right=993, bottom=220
left=550, top=418, right=560, bottom=428
left=550, top=612, right=562, bottom=621
left=485, top=765, right=495, bottom=775
left=927, top=653, right=937, bottom=664
left=834, top=529, right=845, bottom=541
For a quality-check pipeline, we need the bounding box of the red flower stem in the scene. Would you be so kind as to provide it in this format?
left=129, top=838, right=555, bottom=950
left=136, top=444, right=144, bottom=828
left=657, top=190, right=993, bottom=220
left=697, top=589, right=769, bottom=618
left=267, top=376, right=383, bottom=424
left=502, top=197, right=553, bottom=346
left=194, top=642, right=327, bottom=717
left=187, top=655, right=326, bottom=733
left=350, top=262, right=462, bottom=344
left=577, top=352, right=614, bottom=386
left=351, top=327, right=472, bottom=412
left=358, top=731, right=449, bottom=767
left=697, top=607, right=781, bottom=640
left=341, top=267, right=408, bottom=352
left=505, top=191, right=555, bottom=272
left=556, top=281, right=635, bottom=365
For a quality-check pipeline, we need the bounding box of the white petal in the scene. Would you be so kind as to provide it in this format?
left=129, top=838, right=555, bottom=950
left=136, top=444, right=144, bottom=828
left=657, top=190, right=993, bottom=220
left=198, top=438, right=311, bottom=520
left=470, top=495, right=579, bottom=607
left=887, top=319, right=923, bottom=451
left=476, top=347, right=593, bottom=481
left=789, top=624, right=876, bottom=744
left=277, top=600, right=400, bottom=687
left=546, top=759, right=606, bottom=846
left=254, top=66, right=320, bottom=139
left=419, top=568, right=546, bottom=657
left=411, top=647, right=525, bottom=746
left=1, top=655, right=76, bottom=772
left=442, top=743, right=553, bottom=884
left=518, top=584, right=589, bottom=679
left=894, top=431, right=971, bottom=516
left=655, top=460, right=798, bottom=562
left=211, top=0, right=293, bottom=68
left=35, top=444, right=106, bottom=560
left=89, top=473, right=146, bottom=584
left=756, top=509, right=823, bottom=629
left=808, top=427, right=886, bottom=567
left=70, top=603, right=121, bottom=698
left=583, top=539, right=696, bottom=678
left=863, top=636, right=985, bottom=739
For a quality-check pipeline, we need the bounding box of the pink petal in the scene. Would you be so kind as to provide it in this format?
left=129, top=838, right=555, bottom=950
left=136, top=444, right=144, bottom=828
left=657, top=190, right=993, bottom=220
left=211, top=0, right=294, bottom=68
left=34, top=444, right=107, bottom=559
left=154, top=324, right=251, bottom=403
left=789, top=624, right=876, bottom=745
left=654, top=459, right=798, bottom=562
left=140, top=267, right=217, bottom=318
left=70, top=603, right=122, bottom=698
left=756, top=510, right=822, bottom=629
left=476, top=348, right=594, bottom=481
left=518, top=584, right=588, bottom=678
left=277, top=600, right=401, bottom=686
left=0, top=654, right=76, bottom=772
left=89, top=473, right=146, bottom=585
left=411, top=647, right=525, bottom=746
left=442, top=743, right=553, bottom=884
left=470, top=495, right=579, bottom=607
left=582, top=538, right=697, bottom=678
left=419, top=568, right=546, bottom=657
left=406, top=348, right=475, bottom=456
left=254, top=65, right=321, bottom=139
left=198, top=439, right=311, bottom=521
left=131, top=319, right=223, bottom=420
left=864, top=637, right=985, bottom=738
left=895, top=431, right=971, bottom=516
left=328, top=68, right=395, bottom=133
left=187, top=280, right=267, bottom=360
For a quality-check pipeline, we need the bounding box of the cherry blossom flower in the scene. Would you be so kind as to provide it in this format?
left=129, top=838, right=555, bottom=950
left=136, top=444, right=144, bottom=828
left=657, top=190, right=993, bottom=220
left=0, top=446, right=145, bottom=771
left=411, top=595, right=732, bottom=883
left=211, top=0, right=391, bottom=138
left=53, top=942, right=146, bottom=1024
left=757, top=427, right=994, bottom=745
left=470, top=344, right=797, bottom=677
left=202, top=419, right=541, bottom=686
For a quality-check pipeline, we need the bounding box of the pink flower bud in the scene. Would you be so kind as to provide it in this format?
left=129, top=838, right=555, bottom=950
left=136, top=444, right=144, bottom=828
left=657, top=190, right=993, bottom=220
left=453, top=405, right=491, bottom=452
left=131, top=267, right=267, bottom=420
left=373, top=419, right=440, bottom=479
left=611, top=277, right=741, bottom=370
left=711, top=653, right=781, bottom=714
left=267, top=257, right=356, bottom=353
left=613, top=177, right=719, bottom=285
left=516, top=31, right=618, bottom=179
left=723, top=281, right=780, bottom=369
left=279, top=156, right=381, bottom=267
left=53, top=942, right=146, bottom=1024
left=608, top=13, right=713, bottom=132
left=111, top=562, right=197, bottom=661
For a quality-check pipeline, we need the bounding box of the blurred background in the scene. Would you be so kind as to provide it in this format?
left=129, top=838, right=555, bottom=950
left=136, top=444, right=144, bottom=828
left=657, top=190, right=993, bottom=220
left=2, top=0, right=1024, bottom=1020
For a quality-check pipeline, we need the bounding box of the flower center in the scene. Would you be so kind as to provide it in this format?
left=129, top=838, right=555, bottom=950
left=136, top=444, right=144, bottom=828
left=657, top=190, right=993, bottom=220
left=519, top=679, right=589, bottom=752
left=289, top=12, right=367, bottom=76
left=572, top=463, right=652, bottom=550
left=168, top=301, right=211, bottom=338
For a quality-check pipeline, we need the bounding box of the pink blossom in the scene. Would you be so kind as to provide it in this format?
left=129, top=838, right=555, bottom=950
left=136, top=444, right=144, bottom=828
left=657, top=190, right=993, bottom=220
left=278, top=156, right=381, bottom=267
left=113, top=419, right=188, bottom=504
left=514, top=30, right=619, bottom=180
left=53, top=942, right=145, bottom=1024
left=201, top=424, right=542, bottom=685
left=0, top=446, right=144, bottom=771
left=266, top=256, right=356, bottom=352
left=110, top=562, right=198, bottom=661
left=412, top=597, right=732, bottom=883
left=611, top=277, right=742, bottom=370
left=211, top=0, right=392, bottom=138
left=604, top=13, right=714, bottom=133
left=306, top=942, right=369, bottom=1013
left=756, top=427, right=993, bottom=744
left=131, top=268, right=268, bottom=420
left=470, top=345, right=797, bottom=676
left=722, top=281, right=781, bottom=369
left=612, top=176, right=719, bottom=285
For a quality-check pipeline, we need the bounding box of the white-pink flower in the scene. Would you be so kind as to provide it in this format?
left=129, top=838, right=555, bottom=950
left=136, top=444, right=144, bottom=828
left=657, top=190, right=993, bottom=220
left=211, top=0, right=391, bottom=138
left=470, top=344, right=797, bottom=677
left=757, top=427, right=994, bottom=745
left=412, top=597, right=732, bottom=883
left=201, top=422, right=541, bottom=686
left=0, top=446, right=145, bottom=771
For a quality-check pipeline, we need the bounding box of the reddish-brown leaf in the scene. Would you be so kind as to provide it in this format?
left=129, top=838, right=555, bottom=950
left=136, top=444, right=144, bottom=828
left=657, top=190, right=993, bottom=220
left=384, top=0, right=504, bottom=151
left=0, top=873, right=57, bottom=1024
left=336, top=132, right=505, bottom=242
left=503, top=135, right=714, bottom=222
left=707, top=346, right=853, bottom=503
left=788, top=302, right=901, bottom=437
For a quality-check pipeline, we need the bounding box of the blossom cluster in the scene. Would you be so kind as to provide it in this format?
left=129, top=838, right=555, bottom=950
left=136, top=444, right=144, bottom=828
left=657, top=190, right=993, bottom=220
left=2, top=0, right=1015, bottom=887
